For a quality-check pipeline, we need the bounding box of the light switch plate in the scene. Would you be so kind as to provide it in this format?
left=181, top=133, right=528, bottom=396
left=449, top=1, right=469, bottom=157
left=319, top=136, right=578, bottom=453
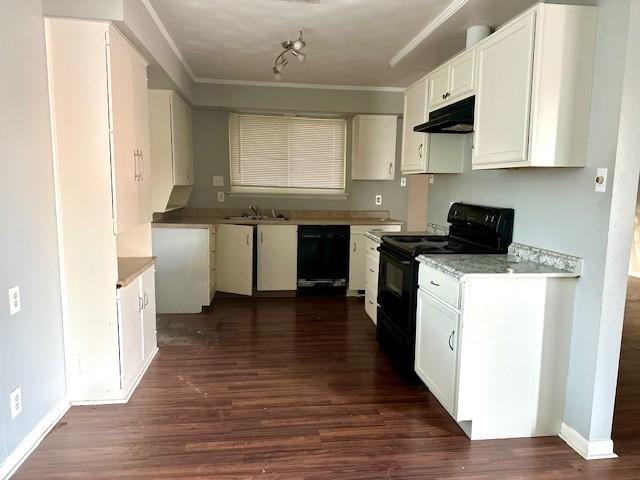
left=212, top=176, right=224, bottom=187
left=375, top=194, right=382, bottom=206
left=400, top=177, right=407, bottom=187
left=217, top=191, right=225, bottom=202
left=8, top=286, right=20, bottom=316
left=10, top=387, right=22, bottom=419
left=595, top=168, right=608, bottom=193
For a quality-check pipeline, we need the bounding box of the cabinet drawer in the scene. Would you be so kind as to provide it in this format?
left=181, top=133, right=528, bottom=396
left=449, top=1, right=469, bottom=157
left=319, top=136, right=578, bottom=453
left=365, top=287, right=377, bottom=325
left=419, top=264, right=460, bottom=309
left=365, top=238, right=380, bottom=258
left=365, top=253, right=379, bottom=291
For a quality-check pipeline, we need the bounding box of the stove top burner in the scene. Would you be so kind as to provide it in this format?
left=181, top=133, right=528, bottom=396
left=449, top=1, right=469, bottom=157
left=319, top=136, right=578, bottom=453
left=380, top=233, right=495, bottom=257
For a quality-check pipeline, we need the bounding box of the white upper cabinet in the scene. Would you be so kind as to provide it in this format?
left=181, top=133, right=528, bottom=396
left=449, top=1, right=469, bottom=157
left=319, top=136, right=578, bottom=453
left=257, top=225, right=298, bottom=291
left=473, top=3, right=597, bottom=169
left=428, top=48, right=476, bottom=113
left=401, top=78, right=428, bottom=174
left=401, top=77, right=467, bottom=175
left=427, top=64, right=451, bottom=112
left=149, top=90, right=194, bottom=213
left=108, top=27, right=150, bottom=234
left=351, top=115, right=397, bottom=181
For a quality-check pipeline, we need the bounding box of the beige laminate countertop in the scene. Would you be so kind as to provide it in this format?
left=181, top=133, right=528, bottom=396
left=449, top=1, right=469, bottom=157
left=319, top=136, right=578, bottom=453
left=117, top=257, right=156, bottom=288
left=153, top=216, right=404, bottom=228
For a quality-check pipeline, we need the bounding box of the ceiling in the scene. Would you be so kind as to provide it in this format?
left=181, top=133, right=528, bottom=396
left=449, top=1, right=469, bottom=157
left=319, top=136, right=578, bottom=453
left=148, top=0, right=456, bottom=88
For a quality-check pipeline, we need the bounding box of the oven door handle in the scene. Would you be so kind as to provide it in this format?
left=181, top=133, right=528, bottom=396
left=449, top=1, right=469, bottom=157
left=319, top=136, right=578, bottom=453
left=380, top=248, right=412, bottom=266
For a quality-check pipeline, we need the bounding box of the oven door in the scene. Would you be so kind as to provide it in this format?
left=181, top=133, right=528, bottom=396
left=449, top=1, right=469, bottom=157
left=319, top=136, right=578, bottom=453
left=377, top=247, right=415, bottom=334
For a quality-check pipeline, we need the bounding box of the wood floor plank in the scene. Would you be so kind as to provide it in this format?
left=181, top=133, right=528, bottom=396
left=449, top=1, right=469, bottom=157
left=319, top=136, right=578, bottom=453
left=13, top=289, right=640, bottom=479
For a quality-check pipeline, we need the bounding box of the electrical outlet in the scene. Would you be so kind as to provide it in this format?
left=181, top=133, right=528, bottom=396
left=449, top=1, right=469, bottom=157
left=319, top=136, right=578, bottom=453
left=428, top=175, right=435, bottom=184
left=400, top=177, right=407, bottom=187
left=212, top=176, right=224, bottom=187
left=10, top=387, right=22, bottom=419
left=8, top=286, right=20, bottom=316
left=375, top=194, right=382, bottom=206
left=217, top=191, right=225, bottom=202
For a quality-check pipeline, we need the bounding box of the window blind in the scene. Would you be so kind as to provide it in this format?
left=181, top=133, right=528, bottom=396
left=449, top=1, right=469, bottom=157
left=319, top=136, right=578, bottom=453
left=229, top=113, right=346, bottom=194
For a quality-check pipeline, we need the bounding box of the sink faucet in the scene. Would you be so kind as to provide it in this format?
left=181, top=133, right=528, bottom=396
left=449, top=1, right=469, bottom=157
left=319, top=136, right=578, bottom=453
left=249, top=204, right=259, bottom=217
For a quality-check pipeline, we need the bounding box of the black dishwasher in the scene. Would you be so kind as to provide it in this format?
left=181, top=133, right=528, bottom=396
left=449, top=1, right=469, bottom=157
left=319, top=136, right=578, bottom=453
left=297, top=225, right=350, bottom=295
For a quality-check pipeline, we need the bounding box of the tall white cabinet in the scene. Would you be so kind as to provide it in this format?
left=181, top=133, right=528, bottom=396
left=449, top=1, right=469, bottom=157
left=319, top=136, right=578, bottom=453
left=46, top=18, right=156, bottom=404
left=149, top=90, right=195, bottom=212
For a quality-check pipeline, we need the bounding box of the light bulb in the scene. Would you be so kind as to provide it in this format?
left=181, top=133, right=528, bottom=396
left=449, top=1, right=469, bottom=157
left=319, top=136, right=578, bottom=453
left=296, top=51, right=306, bottom=62
left=293, top=40, right=304, bottom=51
left=274, top=71, right=282, bottom=81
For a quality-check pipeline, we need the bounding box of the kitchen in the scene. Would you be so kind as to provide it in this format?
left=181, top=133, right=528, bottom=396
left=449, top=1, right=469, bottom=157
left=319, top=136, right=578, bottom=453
left=2, top=0, right=640, bottom=478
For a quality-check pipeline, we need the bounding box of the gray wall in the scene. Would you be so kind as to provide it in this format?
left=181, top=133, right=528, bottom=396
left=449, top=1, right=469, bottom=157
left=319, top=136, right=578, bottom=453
left=189, top=108, right=409, bottom=221
left=193, top=82, right=404, bottom=114
left=0, top=0, right=66, bottom=465
left=426, top=0, right=629, bottom=440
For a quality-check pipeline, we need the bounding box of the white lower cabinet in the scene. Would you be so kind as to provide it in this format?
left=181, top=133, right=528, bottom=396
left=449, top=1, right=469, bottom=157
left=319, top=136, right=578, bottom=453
left=415, top=262, right=577, bottom=440
left=217, top=224, right=254, bottom=296
left=364, top=287, right=378, bottom=325
left=117, top=265, right=157, bottom=395
left=415, top=288, right=459, bottom=416
left=141, top=267, right=157, bottom=360
left=257, top=225, right=298, bottom=291
left=152, top=227, right=211, bottom=313
left=350, top=225, right=401, bottom=292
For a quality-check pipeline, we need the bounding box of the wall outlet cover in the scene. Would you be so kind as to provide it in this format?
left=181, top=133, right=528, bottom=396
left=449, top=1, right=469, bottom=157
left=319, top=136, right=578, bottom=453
left=8, top=286, right=20, bottom=316
left=375, top=194, right=382, bottom=206
left=10, top=387, right=22, bottom=419
left=428, top=175, right=435, bottom=184
left=400, top=177, right=407, bottom=187
left=217, top=191, right=225, bottom=202
left=212, top=176, right=224, bottom=187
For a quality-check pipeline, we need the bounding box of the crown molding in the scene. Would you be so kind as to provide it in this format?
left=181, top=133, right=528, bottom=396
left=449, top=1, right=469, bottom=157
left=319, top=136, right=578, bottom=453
left=194, top=77, right=405, bottom=92
left=139, top=0, right=196, bottom=81
left=389, top=0, right=469, bottom=67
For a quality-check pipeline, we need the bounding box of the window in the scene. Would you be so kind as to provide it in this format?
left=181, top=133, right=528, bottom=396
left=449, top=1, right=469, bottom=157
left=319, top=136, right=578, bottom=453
left=228, top=113, right=346, bottom=195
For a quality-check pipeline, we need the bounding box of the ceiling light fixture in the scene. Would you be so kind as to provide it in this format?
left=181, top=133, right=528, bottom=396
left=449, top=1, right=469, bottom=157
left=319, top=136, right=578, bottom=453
left=273, top=30, right=306, bottom=81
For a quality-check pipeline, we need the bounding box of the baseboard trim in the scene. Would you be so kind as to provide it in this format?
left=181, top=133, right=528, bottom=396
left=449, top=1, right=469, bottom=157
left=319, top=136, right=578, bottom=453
left=0, top=396, right=70, bottom=480
left=559, top=422, right=618, bottom=460
left=69, top=347, right=158, bottom=406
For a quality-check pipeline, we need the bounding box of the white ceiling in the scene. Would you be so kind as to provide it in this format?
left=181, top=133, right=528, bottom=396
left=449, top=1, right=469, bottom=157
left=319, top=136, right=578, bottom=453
left=147, top=0, right=456, bottom=88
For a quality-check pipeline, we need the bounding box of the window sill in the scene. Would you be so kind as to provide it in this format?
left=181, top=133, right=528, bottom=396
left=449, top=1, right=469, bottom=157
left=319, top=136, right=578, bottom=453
left=228, top=190, right=350, bottom=200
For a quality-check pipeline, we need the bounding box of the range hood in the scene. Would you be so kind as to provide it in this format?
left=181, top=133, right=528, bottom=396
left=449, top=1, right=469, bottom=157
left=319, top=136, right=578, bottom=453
left=414, top=96, right=475, bottom=134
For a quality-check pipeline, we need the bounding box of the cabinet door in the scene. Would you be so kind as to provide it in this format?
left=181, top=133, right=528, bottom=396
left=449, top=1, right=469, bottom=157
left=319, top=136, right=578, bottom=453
left=117, top=280, right=144, bottom=393
left=449, top=49, right=476, bottom=102
left=107, top=27, right=138, bottom=234
left=171, top=93, right=194, bottom=186
left=217, top=224, right=254, bottom=296
left=401, top=78, right=428, bottom=174
left=473, top=11, right=536, bottom=168
left=351, top=115, right=397, bottom=181
left=257, top=225, right=298, bottom=291
left=140, top=267, right=157, bottom=360
left=415, top=289, right=459, bottom=417
left=133, top=55, right=152, bottom=224
left=348, top=233, right=368, bottom=291
left=428, top=63, right=451, bottom=111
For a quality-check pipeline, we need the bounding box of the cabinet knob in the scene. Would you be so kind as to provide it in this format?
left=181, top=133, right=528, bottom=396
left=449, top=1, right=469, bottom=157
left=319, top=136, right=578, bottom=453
left=430, top=280, right=440, bottom=287
left=369, top=269, right=375, bottom=273
left=418, top=144, right=423, bottom=159
left=448, top=330, right=455, bottom=351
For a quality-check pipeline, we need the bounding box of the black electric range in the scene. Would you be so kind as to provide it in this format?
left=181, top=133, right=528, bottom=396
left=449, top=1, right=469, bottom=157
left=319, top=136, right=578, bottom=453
left=376, top=203, right=514, bottom=377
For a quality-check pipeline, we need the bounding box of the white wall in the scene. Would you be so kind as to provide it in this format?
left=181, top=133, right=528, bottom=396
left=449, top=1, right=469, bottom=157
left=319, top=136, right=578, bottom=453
left=425, top=0, right=631, bottom=443
left=0, top=0, right=66, bottom=466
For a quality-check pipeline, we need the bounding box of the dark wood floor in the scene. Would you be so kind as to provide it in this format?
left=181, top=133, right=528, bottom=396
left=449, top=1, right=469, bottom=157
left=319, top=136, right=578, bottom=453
left=14, top=283, right=640, bottom=479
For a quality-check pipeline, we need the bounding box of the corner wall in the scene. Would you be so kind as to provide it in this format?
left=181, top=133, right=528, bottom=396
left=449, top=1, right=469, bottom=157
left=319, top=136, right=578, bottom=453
left=0, top=0, right=66, bottom=467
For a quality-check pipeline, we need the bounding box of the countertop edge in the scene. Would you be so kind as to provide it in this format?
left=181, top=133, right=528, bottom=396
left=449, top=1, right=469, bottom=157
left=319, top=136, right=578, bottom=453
left=153, top=219, right=404, bottom=228
left=117, top=257, right=156, bottom=288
